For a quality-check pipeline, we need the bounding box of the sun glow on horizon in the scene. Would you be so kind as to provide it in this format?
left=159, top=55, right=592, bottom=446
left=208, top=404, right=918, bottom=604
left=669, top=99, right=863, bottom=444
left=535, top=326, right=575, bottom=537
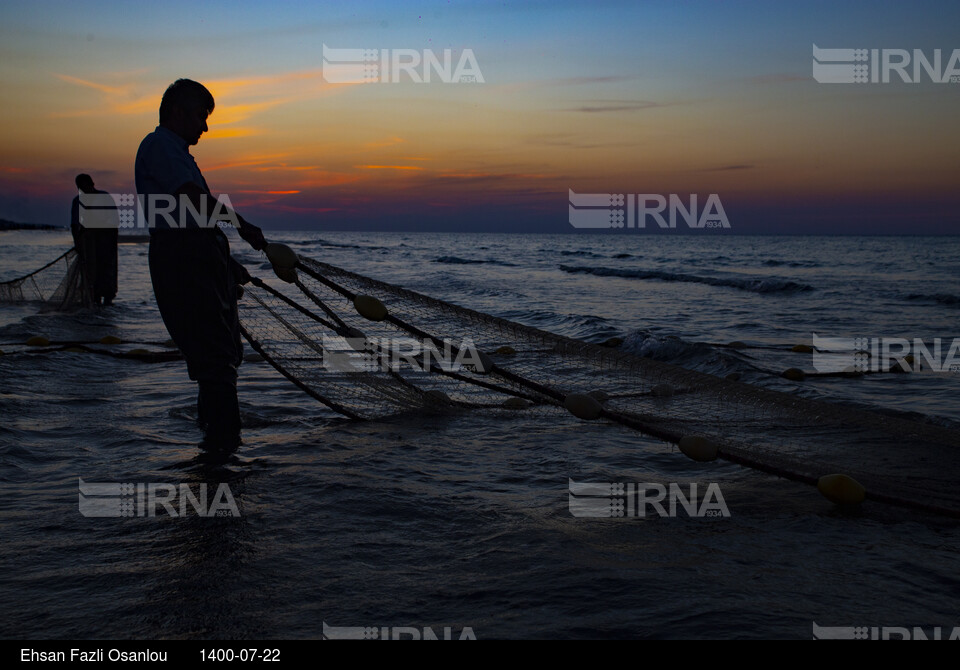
left=0, top=0, right=958, bottom=232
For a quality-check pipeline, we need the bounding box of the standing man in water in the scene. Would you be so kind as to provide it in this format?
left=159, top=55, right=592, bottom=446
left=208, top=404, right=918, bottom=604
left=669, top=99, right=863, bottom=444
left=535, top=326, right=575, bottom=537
left=70, top=173, right=119, bottom=307
left=135, top=79, right=266, bottom=453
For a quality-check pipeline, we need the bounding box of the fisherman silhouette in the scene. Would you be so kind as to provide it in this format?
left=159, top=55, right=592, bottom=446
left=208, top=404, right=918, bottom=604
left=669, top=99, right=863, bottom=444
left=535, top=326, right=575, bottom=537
left=70, top=173, right=118, bottom=307
left=135, top=79, right=266, bottom=454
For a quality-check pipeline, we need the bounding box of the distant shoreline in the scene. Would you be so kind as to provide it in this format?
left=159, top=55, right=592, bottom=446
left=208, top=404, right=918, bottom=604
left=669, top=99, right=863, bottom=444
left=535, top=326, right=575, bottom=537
left=1, top=220, right=958, bottom=237
left=0, top=219, right=64, bottom=231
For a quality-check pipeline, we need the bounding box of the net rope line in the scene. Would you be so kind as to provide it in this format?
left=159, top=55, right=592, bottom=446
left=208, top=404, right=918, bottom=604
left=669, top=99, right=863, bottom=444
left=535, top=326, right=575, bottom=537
left=297, top=262, right=573, bottom=405
left=241, top=280, right=523, bottom=419
left=238, top=256, right=960, bottom=517
left=288, top=276, right=543, bottom=406
left=242, top=280, right=450, bottom=410
left=244, top=267, right=567, bottom=417
left=246, top=296, right=426, bottom=418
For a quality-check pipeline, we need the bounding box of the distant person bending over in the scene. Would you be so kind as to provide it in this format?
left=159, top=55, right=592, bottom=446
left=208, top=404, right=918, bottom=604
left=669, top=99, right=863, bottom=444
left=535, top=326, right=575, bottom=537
left=135, top=79, right=266, bottom=453
left=70, top=173, right=118, bottom=307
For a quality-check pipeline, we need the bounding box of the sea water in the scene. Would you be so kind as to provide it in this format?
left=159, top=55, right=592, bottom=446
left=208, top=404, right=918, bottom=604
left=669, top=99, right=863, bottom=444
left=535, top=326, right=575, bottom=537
left=1, top=230, right=958, bottom=639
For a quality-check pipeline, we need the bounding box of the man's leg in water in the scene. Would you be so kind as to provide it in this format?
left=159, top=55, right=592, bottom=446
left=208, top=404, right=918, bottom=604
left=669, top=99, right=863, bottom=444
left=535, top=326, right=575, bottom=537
left=95, top=229, right=118, bottom=306
left=149, top=231, right=244, bottom=451
left=197, top=378, right=241, bottom=450
left=77, top=231, right=99, bottom=308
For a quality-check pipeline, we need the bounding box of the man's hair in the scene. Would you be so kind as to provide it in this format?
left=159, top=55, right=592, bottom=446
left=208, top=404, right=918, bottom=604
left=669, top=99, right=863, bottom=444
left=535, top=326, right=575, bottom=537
left=159, top=79, right=215, bottom=124
left=75, top=173, right=93, bottom=189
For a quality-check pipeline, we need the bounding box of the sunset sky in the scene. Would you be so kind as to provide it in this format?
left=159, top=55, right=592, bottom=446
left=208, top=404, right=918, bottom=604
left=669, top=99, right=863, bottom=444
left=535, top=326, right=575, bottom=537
left=0, top=0, right=958, bottom=233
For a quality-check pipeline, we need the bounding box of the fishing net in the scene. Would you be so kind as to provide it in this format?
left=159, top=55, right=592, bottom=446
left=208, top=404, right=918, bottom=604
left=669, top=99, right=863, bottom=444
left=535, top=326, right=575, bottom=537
left=0, top=247, right=84, bottom=309
left=239, top=254, right=960, bottom=517
left=5, top=245, right=960, bottom=516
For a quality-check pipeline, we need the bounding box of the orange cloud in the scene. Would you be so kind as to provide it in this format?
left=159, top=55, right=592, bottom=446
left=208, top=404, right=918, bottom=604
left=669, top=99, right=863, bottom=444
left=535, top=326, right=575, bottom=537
left=355, top=165, right=425, bottom=171
left=50, top=73, right=157, bottom=118
left=204, top=154, right=317, bottom=171
left=205, top=127, right=259, bottom=139
left=252, top=165, right=319, bottom=172
left=235, top=189, right=301, bottom=194
left=54, top=74, right=130, bottom=96
left=210, top=99, right=295, bottom=126
left=204, top=69, right=325, bottom=98
left=289, top=173, right=363, bottom=189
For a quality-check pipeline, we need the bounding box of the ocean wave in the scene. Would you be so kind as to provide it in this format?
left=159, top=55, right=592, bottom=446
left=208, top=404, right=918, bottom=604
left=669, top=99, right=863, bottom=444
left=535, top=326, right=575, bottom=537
left=621, top=330, right=696, bottom=361
left=559, top=265, right=814, bottom=294
left=433, top=256, right=517, bottom=267
left=620, top=329, right=749, bottom=377
left=905, top=293, right=960, bottom=307
left=295, top=238, right=380, bottom=250
left=497, top=308, right=618, bottom=341
left=557, top=250, right=605, bottom=257
left=762, top=259, right=821, bottom=268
